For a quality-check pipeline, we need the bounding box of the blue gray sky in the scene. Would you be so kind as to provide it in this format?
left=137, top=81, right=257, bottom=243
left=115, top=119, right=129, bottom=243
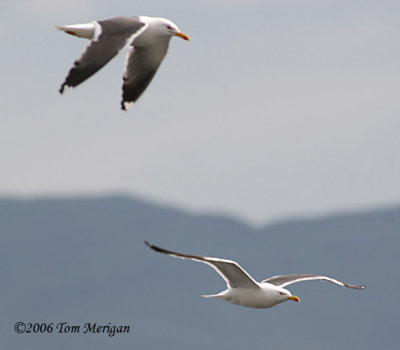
left=1, top=0, right=399, bottom=223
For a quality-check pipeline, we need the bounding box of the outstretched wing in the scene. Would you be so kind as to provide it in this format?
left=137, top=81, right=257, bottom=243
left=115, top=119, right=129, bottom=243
left=145, top=241, right=260, bottom=289
left=58, top=17, right=147, bottom=93
left=262, top=273, right=365, bottom=290
left=121, top=41, right=169, bottom=110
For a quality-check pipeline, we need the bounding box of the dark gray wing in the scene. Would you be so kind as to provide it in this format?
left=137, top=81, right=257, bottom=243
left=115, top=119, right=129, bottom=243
left=60, top=17, right=147, bottom=93
left=262, top=274, right=365, bottom=290
left=144, top=241, right=260, bottom=289
left=121, top=41, right=170, bottom=110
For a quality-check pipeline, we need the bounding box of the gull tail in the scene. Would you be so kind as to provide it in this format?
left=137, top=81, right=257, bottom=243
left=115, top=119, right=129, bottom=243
left=201, top=293, right=222, bottom=299
left=54, top=23, right=96, bottom=39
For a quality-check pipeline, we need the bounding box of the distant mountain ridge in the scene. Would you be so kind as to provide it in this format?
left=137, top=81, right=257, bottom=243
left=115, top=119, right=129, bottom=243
left=2, top=194, right=399, bottom=229
left=1, top=195, right=398, bottom=350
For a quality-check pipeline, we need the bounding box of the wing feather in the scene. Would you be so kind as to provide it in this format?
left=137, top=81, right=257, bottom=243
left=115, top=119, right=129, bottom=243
left=262, top=273, right=365, bottom=290
left=121, top=41, right=169, bottom=109
left=145, top=241, right=260, bottom=289
left=59, top=17, right=147, bottom=93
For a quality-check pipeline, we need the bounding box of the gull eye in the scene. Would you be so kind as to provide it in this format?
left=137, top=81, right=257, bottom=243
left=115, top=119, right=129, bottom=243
left=166, top=25, right=173, bottom=30
left=278, top=291, right=285, bottom=295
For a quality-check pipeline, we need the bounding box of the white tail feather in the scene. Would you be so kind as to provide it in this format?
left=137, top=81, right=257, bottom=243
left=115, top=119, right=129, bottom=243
left=54, top=22, right=97, bottom=39
left=201, top=294, right=221, bottom=298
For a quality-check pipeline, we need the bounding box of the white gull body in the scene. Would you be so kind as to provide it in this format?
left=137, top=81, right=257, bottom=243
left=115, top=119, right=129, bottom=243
left=145, top=241, right=365, bottom=309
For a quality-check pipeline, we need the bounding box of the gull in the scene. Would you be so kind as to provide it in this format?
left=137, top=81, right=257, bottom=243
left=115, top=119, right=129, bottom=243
left=145, top=241, right=365, bottom=309
left=55, top=16, right=190, bottom=110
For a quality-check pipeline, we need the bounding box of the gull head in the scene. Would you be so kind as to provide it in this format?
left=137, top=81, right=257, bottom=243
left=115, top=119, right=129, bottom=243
left=276, top=287, right=301, bottom=303
left=145, top=17, right=190, bottom=41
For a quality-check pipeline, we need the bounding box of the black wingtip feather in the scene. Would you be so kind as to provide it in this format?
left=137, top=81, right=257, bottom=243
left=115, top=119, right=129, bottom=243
left=144, top=241, right=181, bottom=257
left=59, top=83, right=66, bottom=94
left=144, top=240, right=160, bottom=252
left=344, top=282, right=366, bottom=290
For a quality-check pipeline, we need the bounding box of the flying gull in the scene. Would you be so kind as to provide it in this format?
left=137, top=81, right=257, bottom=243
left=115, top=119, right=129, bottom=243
left=56, top=16, right=190, bottom=110
left=145, top=241, right=365, bottom=309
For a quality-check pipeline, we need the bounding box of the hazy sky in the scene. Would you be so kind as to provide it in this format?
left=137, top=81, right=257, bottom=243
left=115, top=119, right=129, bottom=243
left=1, top=0, right=399, bottom=223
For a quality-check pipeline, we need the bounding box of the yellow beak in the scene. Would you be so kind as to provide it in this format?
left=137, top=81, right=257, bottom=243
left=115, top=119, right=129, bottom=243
left=175, top=32, right=190, bottom=41
left=288, top=295, right=301, bottom=302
